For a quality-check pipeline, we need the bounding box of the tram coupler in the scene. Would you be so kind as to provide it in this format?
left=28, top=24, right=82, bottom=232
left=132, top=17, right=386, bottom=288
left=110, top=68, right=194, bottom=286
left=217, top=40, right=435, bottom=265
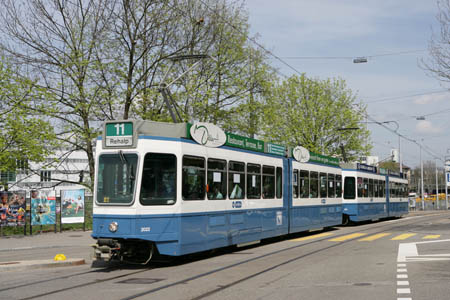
left=92, top=238, right=121, bottom=261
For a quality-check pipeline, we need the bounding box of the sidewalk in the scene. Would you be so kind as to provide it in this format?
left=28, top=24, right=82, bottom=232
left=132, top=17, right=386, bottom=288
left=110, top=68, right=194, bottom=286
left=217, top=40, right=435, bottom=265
left=0, top=230, right=93, bottom=271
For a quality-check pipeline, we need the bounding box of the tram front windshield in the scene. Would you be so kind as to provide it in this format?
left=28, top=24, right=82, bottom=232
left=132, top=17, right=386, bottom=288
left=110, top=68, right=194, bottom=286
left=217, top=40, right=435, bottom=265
left=96, top=153, right=138, bottom=204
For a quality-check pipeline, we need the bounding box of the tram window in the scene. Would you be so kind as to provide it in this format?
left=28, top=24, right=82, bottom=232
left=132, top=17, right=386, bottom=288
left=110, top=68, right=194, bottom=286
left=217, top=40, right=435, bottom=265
left=363, top=178, right=369, bottom=198
left=328, top=174, right=335, bottom=198
left=381, top=181, right=385, bottom=197
left=182, top=156, right=205, bottom=200
left=247, top=163, right=261, bottom=199
left=207, top=159, right=227, bottom=200
left=97, top=153, right=138, bottom=204
left=276, top=167, right=283, bottom=199
left=320, top=173, right=327, bottom=198
left=262, top=166, right=275, bottom=199
left=336, top=175, right=342, bottom=198
left=310, top=171, right=319, bottom=198
left=293, top=169, right=299, bottom=198
left=140, top=153, right=176, bottom=205
left=357, top=177, right=363, bottom=197
left=369, top=179, right=374, bottom=198
left=343, top=176, right=355, bottom=199
left=374, top=180, right=379, bottom=197
left=300, top=170, right=310, bottom=198
left=228, top=161, right=245, bottom=199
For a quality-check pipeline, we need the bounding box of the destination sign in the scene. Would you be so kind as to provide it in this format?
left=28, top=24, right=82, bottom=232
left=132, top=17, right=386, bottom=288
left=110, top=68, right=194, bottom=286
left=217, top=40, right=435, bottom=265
left=105, top=122, right=134, bottom=147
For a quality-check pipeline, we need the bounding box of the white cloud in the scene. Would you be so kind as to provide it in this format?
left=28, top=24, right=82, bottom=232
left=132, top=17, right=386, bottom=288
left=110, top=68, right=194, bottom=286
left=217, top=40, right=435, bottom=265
left=413, top=92, right=450, bottom=105
left=415, top=120, right=442, bottom=134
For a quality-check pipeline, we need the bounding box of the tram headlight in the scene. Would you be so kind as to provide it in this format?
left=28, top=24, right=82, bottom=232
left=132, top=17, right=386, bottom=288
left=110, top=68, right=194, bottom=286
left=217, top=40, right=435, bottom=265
left=109, top=221, right=118, bottom=233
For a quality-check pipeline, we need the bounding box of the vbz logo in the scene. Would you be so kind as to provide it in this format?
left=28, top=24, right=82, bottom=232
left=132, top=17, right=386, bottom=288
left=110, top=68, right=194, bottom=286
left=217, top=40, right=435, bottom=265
left=232, top=201, right=242, bottom=208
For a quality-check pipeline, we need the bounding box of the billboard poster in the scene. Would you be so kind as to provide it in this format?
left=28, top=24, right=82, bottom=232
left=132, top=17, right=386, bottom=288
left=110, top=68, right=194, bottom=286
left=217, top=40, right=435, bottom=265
left=31, top=190, right=56, bottom=225
left=0, top=191, right=26, bottom=227
left=61, top=189, right=85, bottom=224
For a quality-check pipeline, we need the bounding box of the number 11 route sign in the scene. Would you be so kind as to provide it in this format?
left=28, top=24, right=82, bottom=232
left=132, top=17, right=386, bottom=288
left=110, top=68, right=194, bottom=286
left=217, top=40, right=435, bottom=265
left=105, top=122, right=134, bottom=147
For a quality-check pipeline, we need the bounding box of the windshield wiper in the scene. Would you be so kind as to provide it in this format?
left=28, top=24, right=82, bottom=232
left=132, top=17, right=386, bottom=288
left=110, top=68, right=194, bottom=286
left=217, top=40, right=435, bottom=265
left=118, top=150, right=128, bottom=164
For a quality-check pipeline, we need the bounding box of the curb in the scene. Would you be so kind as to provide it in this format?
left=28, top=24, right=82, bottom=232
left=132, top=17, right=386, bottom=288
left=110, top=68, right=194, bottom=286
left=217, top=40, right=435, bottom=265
left=0, top=258, right=85, bottom=272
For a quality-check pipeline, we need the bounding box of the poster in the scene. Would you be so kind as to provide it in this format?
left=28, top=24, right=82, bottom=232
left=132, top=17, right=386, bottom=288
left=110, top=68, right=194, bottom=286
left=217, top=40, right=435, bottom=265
left=0, top=191, right=26, bottom=226
left=61, top=189, right=85, bottom=224
left=31, top=190, right=56, bottom=225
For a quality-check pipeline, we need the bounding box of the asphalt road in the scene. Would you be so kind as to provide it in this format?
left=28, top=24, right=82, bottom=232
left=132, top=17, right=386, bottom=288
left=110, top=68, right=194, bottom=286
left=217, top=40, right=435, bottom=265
left=1, top=210, right=449, bottom=300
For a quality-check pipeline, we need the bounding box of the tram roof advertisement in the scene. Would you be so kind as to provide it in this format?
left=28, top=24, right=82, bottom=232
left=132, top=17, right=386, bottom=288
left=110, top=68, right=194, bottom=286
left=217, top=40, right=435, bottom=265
left=0, top=191, right=26, bottom=227
left=31, top=190, right=56, bottom=226
left=61, top=189, right=85, bottom=224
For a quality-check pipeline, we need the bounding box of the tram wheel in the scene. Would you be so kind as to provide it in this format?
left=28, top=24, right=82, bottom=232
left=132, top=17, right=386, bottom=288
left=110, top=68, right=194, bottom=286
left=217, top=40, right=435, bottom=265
left=342, top=215, right=350, bottom=226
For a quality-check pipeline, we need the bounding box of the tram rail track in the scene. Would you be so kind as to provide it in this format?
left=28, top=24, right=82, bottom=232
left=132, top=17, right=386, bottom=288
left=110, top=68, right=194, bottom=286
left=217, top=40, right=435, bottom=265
left=12, top=212, right=447, bottom=300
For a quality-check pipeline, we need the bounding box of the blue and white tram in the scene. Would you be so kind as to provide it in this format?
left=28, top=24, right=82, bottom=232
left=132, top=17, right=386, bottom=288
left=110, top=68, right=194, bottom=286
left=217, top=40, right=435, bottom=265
left=93, top=120, right=291, bottom=262
left=341, top=163, right=408, bottom=224
left=289, top=151, right=342, bottom=232
left=92, top=120, right=344, bottom=263
left=386, top=172, right=409, bottom=217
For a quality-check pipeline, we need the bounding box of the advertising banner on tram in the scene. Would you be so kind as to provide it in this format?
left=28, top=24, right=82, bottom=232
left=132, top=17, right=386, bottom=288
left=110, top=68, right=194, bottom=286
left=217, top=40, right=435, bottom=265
left=31, top=190, right=56, bottom=225
left=0, top=191, right=26, bottom=227
left=61, top=189, right=85, bottom=224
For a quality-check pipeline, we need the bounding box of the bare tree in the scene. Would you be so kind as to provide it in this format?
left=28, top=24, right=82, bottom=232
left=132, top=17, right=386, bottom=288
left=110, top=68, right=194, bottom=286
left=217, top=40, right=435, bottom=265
left=422, top=0, right=450, bottom=83
left=0, top=0, right=115, bottom=189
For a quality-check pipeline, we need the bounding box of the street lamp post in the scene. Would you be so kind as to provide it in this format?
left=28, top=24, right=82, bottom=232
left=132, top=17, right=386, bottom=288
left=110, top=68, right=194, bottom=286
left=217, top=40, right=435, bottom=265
left=436, top=159, right=439, bottom=210
left=420, top=142, right=425, bottom=210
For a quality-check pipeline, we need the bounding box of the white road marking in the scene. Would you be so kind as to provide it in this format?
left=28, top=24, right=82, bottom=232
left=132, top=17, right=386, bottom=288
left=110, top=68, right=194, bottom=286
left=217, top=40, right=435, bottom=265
left=397, top=281, right=409, bottom=285
left=397, top=288, right=411, bottom=294
left=397, top=268, right=407, bottom=272
left=397, top=274, right=408, bottom=279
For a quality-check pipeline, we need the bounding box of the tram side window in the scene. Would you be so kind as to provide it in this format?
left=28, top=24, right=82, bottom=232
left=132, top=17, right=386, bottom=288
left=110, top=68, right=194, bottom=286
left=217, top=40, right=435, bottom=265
left=336, top=175, right=342, bottom=198
left=247, top=163, right=261, bottom=199
left=207, top=159, right=227, bottom=200
left=369, top=179, right=374, bottom=198
left=262, top=166, right=275, bottom=199
left=357, top=177, right=363, bottom=197
left=343, top=176, right=356, bottom=199
left=320, top=173, right=327, bottom=198
left=140, top=153, right=177, bottom=206
left=229, top=161, right=245, bottom=199
left=182, top=156, right=205, bottom=200
left=310, top=171, right=319, bottom=198
left=293, top=169, right=299, bottom=198
left=363, top=178, right=369, bottom=198
left=276, top=167, right=283, bottom=198
left=374, top=180, right=379, bottom=197
left=300, top=170, right=310, bottom=198
left=328, top=174, right=335, bottom=198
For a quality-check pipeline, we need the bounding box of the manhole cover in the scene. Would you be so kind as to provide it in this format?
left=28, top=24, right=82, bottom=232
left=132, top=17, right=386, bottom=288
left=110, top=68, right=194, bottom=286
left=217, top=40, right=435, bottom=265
left=0, top=262, right=19, bottom=265
left=117, top=278, right=164, bottom=284
left=353, top=283, right=372, bottom=286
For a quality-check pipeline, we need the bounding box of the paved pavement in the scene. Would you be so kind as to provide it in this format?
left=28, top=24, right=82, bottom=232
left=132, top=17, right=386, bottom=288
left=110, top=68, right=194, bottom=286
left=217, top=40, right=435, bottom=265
left=0, top=210, right=446, bottom=272
left=0, top=230, right=93, bottom=271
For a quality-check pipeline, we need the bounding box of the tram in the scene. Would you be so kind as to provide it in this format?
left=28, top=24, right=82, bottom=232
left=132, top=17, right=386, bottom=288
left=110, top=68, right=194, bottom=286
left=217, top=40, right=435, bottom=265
left=341, top=163, right=408, bottom=224
left=91, top=120, right=347, bottom=263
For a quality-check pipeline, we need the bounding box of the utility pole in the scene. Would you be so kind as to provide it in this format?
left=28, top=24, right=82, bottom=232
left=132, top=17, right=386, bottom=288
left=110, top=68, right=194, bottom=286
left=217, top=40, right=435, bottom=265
left=420, top=143, right=425, bottom=210
left=435, top=159, right=439, bottom=210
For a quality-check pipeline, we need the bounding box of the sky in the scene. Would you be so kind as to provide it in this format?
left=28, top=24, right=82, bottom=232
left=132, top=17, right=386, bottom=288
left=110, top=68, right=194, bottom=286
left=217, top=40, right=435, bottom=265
left=244, top=0, right=449, bottom=168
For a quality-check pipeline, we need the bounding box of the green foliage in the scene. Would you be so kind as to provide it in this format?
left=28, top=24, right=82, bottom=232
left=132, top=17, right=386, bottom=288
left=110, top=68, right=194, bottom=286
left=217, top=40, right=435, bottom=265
left=261, top=74, right=371, bottom=160
left=0, top=60, right=56, bottom=178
